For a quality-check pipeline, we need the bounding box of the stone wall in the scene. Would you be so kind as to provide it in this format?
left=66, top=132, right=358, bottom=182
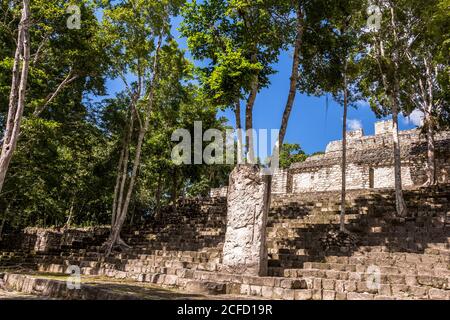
left=0, top=227, right=109, bottom=252
left=291, top=120, right=450, bottom=193
left=292, top=163, right=371, bottom=193
left=373, top=166, right=414, bottom=189
left=271, top=169, right=289, bottom=194
left=209, top=187, right=228, bottom=198
left=210, top=169, right=289, bottom=197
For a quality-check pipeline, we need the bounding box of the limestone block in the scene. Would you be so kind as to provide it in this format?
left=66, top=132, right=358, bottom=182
left=347, top=292, right=375, bottom=300
left=323, top=290, right=336, bottom=300
left=261, top=286, right=274, bottom=299
left=221, top=165, right=270, bottom=276
left=294, top=289, right=313, bottom=300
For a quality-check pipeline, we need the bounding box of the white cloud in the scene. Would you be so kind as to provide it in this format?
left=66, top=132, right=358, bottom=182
left=348, top=119, right=363, bottom=131
left=404, top=109, right=424, bottom=127
left=355, top=100, right=370, bottom=108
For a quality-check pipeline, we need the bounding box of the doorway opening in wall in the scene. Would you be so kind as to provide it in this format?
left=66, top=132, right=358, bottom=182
left=369, top=168, right=374, bottom=189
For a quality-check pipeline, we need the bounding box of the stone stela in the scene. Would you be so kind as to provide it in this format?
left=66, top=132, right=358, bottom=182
left=221, top=165, right=270, bottom=276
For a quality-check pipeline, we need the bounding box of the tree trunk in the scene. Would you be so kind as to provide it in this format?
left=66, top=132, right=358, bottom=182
left=245, top=53, right=259, bottom=164
left=391, top=94, right=408, bottom=217
left=171, top=168, right=178, bottom=212
left=278, top=6, right=303, bottom=148
left=112, top=103, right=135, bottom=226
left=235, top=99, right=244, bottom=164
left=267, top=5, right=304, bottom=212
left=64, top=197, right=76, bottom=228
left=0, top=202, right=11, bottom=241
left=390, top=6, right=407, bottom=217
left=424, top=58, right=436, bottom=186
left=0, top=0, right=30, bottom=193
left=424, top=108, right=436, bottom=186
left=104, top=36, right=162, bottom=256
left=383, top=7, right=407, bottom=217
left=155, top=172, right=162, bottom=219
left=111, top=142, right=125, bottom=226
left=340, top=68, right=348, bottom=232
left=107, top=127, right=146, bottom=254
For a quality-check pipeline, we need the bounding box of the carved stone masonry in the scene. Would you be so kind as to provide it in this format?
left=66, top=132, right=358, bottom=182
left=221, top=164, right=270, bottom=276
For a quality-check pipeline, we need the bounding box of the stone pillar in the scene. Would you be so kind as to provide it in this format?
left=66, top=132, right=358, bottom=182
left=221, top=164, right=270, bottom=276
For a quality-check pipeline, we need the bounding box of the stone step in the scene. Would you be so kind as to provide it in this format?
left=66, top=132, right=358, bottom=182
left=2, top=273, right=142, bottom=300
left=277, top=268, right=449, bottom=289
left=301, top=262, right=450, bottom=277
left=317, top=252, right=449, bottom=265
left=35, top=255, right=450, bottom=300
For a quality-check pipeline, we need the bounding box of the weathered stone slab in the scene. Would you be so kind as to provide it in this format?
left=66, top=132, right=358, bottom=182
left=221, top=165, right=270, bottom=276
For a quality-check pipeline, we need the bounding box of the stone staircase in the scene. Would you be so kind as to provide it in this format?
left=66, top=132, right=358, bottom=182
left=0, top=186, right=448, bottom=300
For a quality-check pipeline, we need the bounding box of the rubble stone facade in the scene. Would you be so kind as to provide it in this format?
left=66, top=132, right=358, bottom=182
left=290, top=120, right=450, bottom=193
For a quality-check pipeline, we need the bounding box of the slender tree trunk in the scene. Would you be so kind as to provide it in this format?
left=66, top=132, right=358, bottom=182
left=0, top=0, right=30, bottom=193
left=424, top=108, right=436, bottom=186
left=391, top=93, right=408, bottom=217
left=278, top=6, right=303, bottom=147
left=235, top=99, right=244, bottom=164
left=245, top=82, right=257, bottom=163
left=107, top=127, right=146, bottom=254
left=390, top=5, right=407, bottom=217
left=375, top=7, right=407, bottom=217
left=171, top=168, right=178, bottom=211
left=245, top=53, right=259, bottom=164
left=424, top=58, right=436, bottom=186
left=267, top=5, right=304, bottom=213
left=104, top=36, right=162, bottom=256
left=340, top=67, right=349, bottom=232
left=0, top=202, right=11, bottom=241
left=65, top=197, right=76, bottom=228
left=155, top=172, right=162, bottom=219
left=112, top=103, right=135, bottom=226
left=111, top=142, right=125, bottom=226
left=404, top=51, right=438, bottom=186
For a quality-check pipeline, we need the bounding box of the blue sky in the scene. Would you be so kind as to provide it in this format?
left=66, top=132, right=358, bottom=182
left=100, top=15, right=420, bottom=155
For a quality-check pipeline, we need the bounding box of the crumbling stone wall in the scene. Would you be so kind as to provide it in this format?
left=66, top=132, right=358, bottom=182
left=209, top=169, right=289, bottom=197
left=292, top=163, right=371, bottom=193
left=0, top=227, right=109, bottom=252
left=290, top=121, right=450, bottom=193
left=209, top=187, right=228, bottom=198
left=271, top=169, right=289, bottom=194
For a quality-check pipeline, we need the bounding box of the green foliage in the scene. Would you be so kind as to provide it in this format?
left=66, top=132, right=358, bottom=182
left=0, top=0, right=448, bottom=231
left=180, top=0, right=292, bottom=108
left=297, top=0, right=365, bottom=106
left=279, top=143, right=307, bottom=169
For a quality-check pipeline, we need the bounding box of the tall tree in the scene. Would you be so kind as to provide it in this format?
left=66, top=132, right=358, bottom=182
left=297, top=0, right=365, bottom=231
left=101, top=0, right=184, bottom=254
left=180, top=0, right=290, bottom=162
left=394, top=0, right=449, bottom=186
left=359, top=0, right=408, bottom=217
left=0, top=0, right=30, bottom=193
left=0, top=0, right=107, bottom=230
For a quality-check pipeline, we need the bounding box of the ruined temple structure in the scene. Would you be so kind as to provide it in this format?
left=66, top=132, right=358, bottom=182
left=1, top=185, right=448, bottom=300
left=0, top=120, right=449, bottom=300
left=211, top=120, right=450, bottom=197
